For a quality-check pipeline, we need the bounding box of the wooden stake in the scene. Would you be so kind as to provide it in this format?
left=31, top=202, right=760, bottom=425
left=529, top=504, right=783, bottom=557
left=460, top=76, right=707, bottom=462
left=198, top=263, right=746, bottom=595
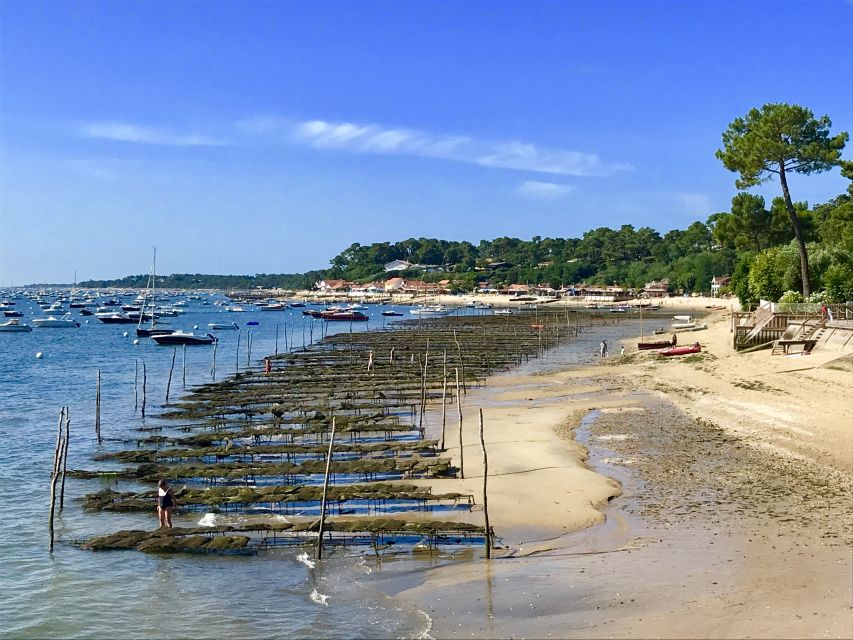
left=479, top=408, right=491, bottom=559
left=456, top=367, right=464, bottom=479
left=211, top=339, right=218, bottom=381
left=418, top=349, right=428, bottom=430
left=275, top=323, right=279, bottom=356
left=95, top=369, right=101, bottom=443
left=316, top=416, right=337, bottom=560
left=439, top=374, right=448, bottom=450
left=141, top=362, right=147, bottom=418
left=165, top=347, right=176, bottom=405
left=48, top=407, right=65, bottom=553
left=59, top=408, right=70, bottom=511
left=236, top=331, right=241, bottom=372
left=134, top=359, right=138, bottom=413
left=182, top=343, right=187, bottom=390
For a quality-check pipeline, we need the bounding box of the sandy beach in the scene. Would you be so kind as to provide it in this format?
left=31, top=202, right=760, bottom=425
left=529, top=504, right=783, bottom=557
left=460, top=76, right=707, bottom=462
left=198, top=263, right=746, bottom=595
left=371, top=297, right=853, bottom=638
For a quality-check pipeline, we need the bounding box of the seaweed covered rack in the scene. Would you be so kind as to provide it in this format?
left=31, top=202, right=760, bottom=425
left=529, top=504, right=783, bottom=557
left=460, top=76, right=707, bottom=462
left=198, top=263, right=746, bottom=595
left=73, top=310, right=600, bottom=555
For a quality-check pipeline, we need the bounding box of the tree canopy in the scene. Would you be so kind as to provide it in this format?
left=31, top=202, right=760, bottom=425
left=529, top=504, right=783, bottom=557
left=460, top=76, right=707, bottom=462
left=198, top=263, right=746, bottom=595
left=716, top=103, right=848, bottom=296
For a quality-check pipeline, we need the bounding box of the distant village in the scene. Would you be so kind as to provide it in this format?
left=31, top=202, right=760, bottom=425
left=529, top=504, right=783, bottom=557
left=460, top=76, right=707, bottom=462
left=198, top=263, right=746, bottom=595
left=313, top=259, right=732, bottom=301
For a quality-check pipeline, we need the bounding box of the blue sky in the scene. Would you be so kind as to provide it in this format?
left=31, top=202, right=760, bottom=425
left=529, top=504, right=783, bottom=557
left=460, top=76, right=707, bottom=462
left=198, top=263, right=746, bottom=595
left=1, top=0, right=850, bottom=284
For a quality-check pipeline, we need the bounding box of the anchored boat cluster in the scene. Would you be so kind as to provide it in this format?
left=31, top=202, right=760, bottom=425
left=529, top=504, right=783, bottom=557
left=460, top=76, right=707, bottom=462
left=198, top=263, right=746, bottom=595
left=76, top=310, right=600, bottom=554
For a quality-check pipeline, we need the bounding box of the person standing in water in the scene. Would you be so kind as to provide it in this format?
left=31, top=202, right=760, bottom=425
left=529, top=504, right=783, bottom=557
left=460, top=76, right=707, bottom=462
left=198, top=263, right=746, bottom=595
left=599, top=340, right=608, bottom=358
left=157, top=479, right=176, bottom=528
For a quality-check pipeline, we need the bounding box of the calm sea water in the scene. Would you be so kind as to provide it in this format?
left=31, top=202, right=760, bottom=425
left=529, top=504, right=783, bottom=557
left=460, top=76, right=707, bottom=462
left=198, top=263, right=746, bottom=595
left=0, top=294, right=638, bottom=639
left=0, top=296, right=446, bottom=639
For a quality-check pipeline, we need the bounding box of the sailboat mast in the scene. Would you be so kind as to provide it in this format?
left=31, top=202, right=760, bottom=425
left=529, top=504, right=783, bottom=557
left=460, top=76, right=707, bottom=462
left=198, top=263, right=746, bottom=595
left=150, top=246, right=157, bottom=329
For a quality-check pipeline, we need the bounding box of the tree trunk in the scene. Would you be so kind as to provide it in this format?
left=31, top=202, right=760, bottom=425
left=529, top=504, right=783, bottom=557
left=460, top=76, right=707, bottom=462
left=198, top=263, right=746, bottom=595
left=778, top=163, right=811, bottom=298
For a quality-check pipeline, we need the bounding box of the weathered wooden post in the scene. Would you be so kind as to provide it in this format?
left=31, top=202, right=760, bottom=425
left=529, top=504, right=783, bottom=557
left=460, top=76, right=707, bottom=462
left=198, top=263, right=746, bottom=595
left=275, top=323, right=279, bottom=356
left=439, top=374, right=448, bottom=450
left=165, top=347, right=177, bottom=404
left=134, top=359, right=139, bottom=412
left=316, top=417, right=337, bottom=560
left=479, top=408, right=491, bottom=558
left=59, top=408, right=70, bottom=511
left=48, top=407, right=65, bottom=552
left=455, top=367, right=464, bottom=478
left=419, top=348, right=428, bottom=430
left=141, top=362, right=147, bottom=418
left=182, top=343, right=187, bottom=389
left=211, top=339, right=218, bottom=381
left=94, top=369, right=101, bottom=443
left=236, top=330, right=241, bottom=373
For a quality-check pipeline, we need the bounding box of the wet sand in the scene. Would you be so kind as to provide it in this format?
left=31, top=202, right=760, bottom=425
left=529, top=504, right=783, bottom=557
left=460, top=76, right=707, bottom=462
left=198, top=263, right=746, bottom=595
left=370, top=301, right=853, bottom=638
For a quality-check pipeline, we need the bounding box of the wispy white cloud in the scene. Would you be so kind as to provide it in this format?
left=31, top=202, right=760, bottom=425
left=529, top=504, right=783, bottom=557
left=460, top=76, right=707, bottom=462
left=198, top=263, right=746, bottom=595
left=237, top=116, right=631, bottom=177
left=81, top=121, right=226, bottom=146
left=515, top=180, right=574, bottom=199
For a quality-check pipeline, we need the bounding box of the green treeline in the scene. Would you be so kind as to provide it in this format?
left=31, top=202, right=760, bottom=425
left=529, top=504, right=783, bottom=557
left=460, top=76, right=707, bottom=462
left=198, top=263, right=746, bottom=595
left=78, top=181, right=851, bottom=301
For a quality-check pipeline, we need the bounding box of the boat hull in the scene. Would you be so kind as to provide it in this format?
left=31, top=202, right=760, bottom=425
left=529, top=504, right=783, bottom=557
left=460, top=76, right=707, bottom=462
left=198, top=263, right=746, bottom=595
left=152, top=333, right=216, bottom=345
left=637, top=341, right=672, bottom=350
left=659, top=345, right=701, bottom=356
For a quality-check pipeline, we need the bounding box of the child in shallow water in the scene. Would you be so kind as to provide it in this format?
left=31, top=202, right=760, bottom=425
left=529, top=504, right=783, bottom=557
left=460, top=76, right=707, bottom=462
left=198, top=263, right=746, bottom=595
left=157, top=479, right=175, bottom=528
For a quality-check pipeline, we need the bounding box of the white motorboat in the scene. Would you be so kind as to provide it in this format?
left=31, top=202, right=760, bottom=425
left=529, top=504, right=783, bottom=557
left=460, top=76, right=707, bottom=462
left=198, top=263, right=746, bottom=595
left=0, top=319, right=32, bottom=332
left=152, top=331, right=216, bottom=345
left=671, top=322, right=696, bottom=330
left=32, top=313, right=80, bottom=328
left=409, top=305, right=448, bottom=316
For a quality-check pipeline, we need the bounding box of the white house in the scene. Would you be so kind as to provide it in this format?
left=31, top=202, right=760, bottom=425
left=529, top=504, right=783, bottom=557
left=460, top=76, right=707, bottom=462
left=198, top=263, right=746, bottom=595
left=384, top=259, right=414, bottom=272
left=711, top=276, right=731, bottom=297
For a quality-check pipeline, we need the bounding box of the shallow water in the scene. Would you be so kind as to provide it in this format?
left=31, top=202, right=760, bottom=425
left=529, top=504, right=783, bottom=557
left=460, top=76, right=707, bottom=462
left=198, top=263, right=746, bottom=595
left=0, top=295, right=452, bottom=639
left=0, top=295, right=637, bottom=638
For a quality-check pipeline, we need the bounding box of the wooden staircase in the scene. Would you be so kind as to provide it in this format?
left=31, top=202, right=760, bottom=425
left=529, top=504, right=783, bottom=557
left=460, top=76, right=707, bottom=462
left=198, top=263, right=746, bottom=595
left=771, top=316, right=826, bottom=355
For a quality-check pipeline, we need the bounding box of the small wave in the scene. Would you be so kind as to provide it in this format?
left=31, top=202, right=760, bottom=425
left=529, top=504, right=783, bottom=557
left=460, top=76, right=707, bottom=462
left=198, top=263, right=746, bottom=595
left=197, top=513, right=219, bottom=527
left=297, top=552, right=316, bottom=569
left=310, top=589, right=329, bottom=606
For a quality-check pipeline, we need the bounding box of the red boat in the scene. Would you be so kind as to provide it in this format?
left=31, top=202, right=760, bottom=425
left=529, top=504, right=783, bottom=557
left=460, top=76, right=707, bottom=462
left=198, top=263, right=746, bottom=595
left=659, top=343, right=701, bottom=357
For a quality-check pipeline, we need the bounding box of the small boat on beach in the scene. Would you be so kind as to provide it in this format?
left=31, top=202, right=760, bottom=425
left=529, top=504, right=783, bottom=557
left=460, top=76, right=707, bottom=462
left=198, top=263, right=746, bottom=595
left=208, top=322, right=240, bottom=330
left=638, top=338, right=676, bottom=350
left=671, top=321, right=696, bottom=330
left=0, top=319, right=32, bottom=332
left=32, top=313, right=80, bottom=328
left=152, top=331, right=217, bottom=346
left=659, top=343, right=701, bottom=357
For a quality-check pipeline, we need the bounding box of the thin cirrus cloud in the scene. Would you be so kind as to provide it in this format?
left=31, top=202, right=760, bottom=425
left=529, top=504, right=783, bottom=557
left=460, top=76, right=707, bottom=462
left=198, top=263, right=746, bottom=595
left=81, top=121, right=227, bottom=146
left=515, top=180, right=574, bottom=199
left=237, top=116, right=632, bottom=177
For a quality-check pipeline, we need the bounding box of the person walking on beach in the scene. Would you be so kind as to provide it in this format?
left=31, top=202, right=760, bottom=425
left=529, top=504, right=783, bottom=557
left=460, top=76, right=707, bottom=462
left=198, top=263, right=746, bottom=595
left=600, top=340, right=608, bottom=359
left=157, top=479, right=176, bottom=528
left=264, top=357, right=272, bottom=375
